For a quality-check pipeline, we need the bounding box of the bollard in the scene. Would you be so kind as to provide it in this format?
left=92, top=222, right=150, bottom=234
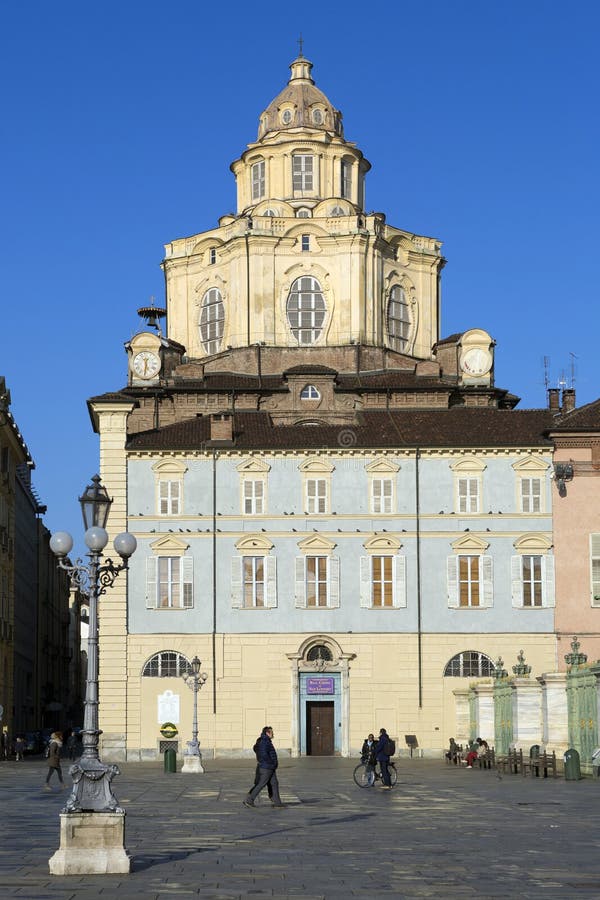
left=529, top=744, right=541, bottom=777
left=164, top=747, right=177, bottom=773
left=564, top=748, right=582, bottom=781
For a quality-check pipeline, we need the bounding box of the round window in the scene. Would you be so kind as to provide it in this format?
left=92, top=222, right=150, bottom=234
left=282, top=109, right=293, bottom=125
left=312, top=109, right=323, bottom=125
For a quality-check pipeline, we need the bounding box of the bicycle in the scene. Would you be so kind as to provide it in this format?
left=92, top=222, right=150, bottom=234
left=353, top=759, right=398, bottom=788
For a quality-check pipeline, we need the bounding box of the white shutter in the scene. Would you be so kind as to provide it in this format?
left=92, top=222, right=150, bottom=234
left=265, top=556, right=277, bottom=608
left=295, top=556, right=306, bottom=608
left=447, top=556, right=459, bottom=608
left=511, top=556, right=524, bottom=607
left=393, top=555, right=407, bottom=608
left=328, top=556, right=340, bottom=608
left=171, top=481, right=180, bottom=515
left=159, top=481, right=168, bottom=515
left=481, top=555, right=493, bottom=608
left=182, top=556, right=194, bottom=608
left=359, top=556, right=372, bottom=608
left=231, top=556, right=243, bottom=608
left=543, top=555, right=555, bottom=608
left=146, top=557, right=157, bottom=609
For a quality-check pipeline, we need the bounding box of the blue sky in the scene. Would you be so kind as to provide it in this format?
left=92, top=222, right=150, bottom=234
left=1, top=1, right=599, bottom=546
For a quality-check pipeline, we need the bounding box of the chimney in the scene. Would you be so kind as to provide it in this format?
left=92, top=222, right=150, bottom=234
left=210, top=413, right=233, bottom=443
left=548, top=388, right=560, bottom=412
left=561, top=388, right=576, bottom=413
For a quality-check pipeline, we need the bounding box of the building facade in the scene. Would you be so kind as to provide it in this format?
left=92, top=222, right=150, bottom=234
left=90, top=56, right=563, bottom=761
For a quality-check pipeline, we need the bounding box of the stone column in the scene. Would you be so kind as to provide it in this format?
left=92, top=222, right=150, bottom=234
left=452, top=688, right=471, bottom=743
left=472, top=680, right=494, bottom=742
left=511, top=678, right=543, bottom=747
left=339, top=653, right=355, bottom=758
left=286, top=653, right=301, bottom=758
left=537, top=672, right=568, bottom=753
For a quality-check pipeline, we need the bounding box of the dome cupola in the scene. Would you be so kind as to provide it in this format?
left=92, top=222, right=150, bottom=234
left=257, top=55, right=343, bottom=141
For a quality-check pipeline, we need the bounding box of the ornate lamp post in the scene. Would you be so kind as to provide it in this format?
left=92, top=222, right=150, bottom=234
left=181, top=656, right=208, bottom=773
left=48, top=475, right=136, bottom=875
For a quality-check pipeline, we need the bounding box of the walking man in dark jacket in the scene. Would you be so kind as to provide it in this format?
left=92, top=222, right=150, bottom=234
left=243, top=726, right=285, bottom=808
left=375, top=727, right=392, bottom=788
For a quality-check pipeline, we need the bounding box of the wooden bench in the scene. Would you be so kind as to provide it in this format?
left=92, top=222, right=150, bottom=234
left=521, top=750, right=558, bottom=778
left=477, top=747, right=496, bottom=769
left=496, top=748, right=523, bottom=774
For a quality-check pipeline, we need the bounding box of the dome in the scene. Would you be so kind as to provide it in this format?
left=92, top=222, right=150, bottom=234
left=257, top=56, right=343, bottom=141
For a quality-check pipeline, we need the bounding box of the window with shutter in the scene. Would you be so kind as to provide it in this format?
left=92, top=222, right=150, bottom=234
left=286, top=276, right=326, bottom=345
left=386, top=285, right=410, bottom=352
left=521, top=477, right=542, bottom=513
left=292, top=154, right=313, bottom=191
left=372, top=478, right=393, bottom=514
left=199, top=288, right=225, bottom=355
left=243, top=479, right=264, bottom=515
left=458, top=478, right=479, bottom=513
left=251, top=161, right=265, bottom=201
left=306, top=478, right=327, bottom=514
left=159, top=480, right=180, bottom=516
left=147, top=557, right=194, bottom=609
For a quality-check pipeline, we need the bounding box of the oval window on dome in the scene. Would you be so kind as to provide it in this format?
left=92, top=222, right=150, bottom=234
left=199, top=288, right=224, bottom=355
left=286, top=276, right=326, bottom=345
left=312, top=109, right=323, bottom=125
left=387, top=285, right=410, bottom=352
left=282, top=109, right=293, bottom=125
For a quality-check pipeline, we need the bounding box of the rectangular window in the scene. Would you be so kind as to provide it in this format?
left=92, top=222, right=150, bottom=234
left=522, top=555, right=543, bottom=607
left=521, top=477, right=541, bottom=513
left=209, top=248, right=216, bottom=265
left=251, top=161, right=265, bottom=200
left=372, top=556, right=393, bottom=607
left=152, top=557, right=193, bottom=609
left=306, top=478, right=327, bottom=514
left=306, top=556, right=328, bottom=607
left=372, top=478, right=393, bottom=514
left=458, top=477, right=479, bottom=513
left=301, top=234, right=310, bottom=252
left=292, top=154, right=313, bottom=191
left=243, top=556, right=265, bottom=608
left=341, top=160, right=351, bottom=198
left=459, top=555, right=480, bottom=607
left=159, top=480, right=180, bottom=516
left=243, top=480, right=264, bottom=515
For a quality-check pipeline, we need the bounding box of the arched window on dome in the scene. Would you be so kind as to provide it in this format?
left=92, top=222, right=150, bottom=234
left=263, top=208, right=279, bottom=217
left=286, top=276, right=326, bottom=345
left=330, top=206, right=345, bottom=217
left=296, top=208, right=311, bottom=218
left=387, top=285, right=410, bottom=352
left=312, top=109, right=324, bottom=125
left=142, top=651, right=192, bottom=678
left=300, top=385, right=320, bottom=400
left=443, top=651, right=495, bottom=678
left=199, top=288, right=224, bottom=355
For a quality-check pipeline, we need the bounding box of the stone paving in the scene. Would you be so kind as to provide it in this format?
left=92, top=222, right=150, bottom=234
left=1, top=754, right=600, bottom=898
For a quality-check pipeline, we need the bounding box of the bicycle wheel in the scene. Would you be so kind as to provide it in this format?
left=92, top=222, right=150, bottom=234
left=389, top=763, right=398, bottom=787
left=353, top=763, right=375, bottom=788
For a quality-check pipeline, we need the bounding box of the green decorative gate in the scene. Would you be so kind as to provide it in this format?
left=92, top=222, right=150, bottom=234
left=565, top=637, right=600, bottom=774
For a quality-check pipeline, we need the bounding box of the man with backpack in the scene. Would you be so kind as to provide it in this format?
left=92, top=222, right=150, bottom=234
left=375, top=728, right=395, bottom=789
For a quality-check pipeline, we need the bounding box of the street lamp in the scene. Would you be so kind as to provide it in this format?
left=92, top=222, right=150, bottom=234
left=181, top=655, right=208, bottom=773
left=48, top=475, right=136, bottom=876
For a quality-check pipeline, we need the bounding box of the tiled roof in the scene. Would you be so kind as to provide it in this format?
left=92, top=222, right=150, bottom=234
left=126, top=408, right=555, bottom=452
left=549, top=398, right=600, bottom=431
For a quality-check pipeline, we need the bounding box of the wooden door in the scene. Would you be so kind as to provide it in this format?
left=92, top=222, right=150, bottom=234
left=306, top=701, right=334, bottom=755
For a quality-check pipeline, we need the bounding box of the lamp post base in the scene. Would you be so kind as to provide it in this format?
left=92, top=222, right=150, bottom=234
left=181, top=754, right=204, bottom=773
left=49, top=811, right=130, bottom=875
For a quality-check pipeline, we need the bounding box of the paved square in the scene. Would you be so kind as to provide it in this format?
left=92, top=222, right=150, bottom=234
left=1, top=755, right=599, bottom=898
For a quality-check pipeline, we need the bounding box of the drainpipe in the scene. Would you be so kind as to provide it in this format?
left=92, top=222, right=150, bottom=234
left=415, top=447, right=423, bottom=708
left=212, top=447, right=217, bottom=715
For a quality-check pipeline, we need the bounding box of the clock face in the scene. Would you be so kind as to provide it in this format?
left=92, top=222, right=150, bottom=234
left=132, top=350, right=161, bottom=379
left=461, top=347, right=492, bottom=377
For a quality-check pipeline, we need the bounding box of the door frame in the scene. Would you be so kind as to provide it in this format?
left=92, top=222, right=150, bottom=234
left=306, top=699, right=335, bottom=756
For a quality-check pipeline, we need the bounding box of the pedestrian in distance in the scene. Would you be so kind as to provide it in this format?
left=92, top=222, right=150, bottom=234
left=43, top=731, right=67, bottom=791
left=14, top=735, right=25, bottom=761
left=243, top=726, right=285, bottom=809
left=361, top=733, right=376, bottom=765
left=249, top=733, right=273, bottom=801
left=375, top=727, right=393, bottom=788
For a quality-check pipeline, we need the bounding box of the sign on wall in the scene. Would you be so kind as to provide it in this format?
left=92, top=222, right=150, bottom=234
left=306, top=676, right=335, bottom=695
left=158, top=690, right=180, bottom=724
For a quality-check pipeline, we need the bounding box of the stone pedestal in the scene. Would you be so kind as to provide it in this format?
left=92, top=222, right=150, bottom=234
left=512, top=678, right=543, bottom=746
left=181, top=754, right=204, bottom=773
left=452, top=688, right=471, bottom=743
left=538, top=672, right=568, bottom=753
left=472, top=681, right=495, bottom=742
left=49, top=811, right=130, bottom=875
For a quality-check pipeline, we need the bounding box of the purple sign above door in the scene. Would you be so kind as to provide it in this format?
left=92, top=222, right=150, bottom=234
left=306, top=676, right=335, bottom=695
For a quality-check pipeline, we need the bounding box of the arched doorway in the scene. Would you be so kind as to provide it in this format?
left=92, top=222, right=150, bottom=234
left=287, top=636, right=355, bottom=757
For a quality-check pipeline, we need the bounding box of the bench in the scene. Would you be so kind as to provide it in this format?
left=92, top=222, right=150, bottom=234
left=496, top=748, right=523, bottom=774
left=521, top=749, right=558, bottom=778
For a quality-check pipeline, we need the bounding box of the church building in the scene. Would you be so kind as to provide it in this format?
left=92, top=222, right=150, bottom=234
left=90, top=54, right=558, bottom=761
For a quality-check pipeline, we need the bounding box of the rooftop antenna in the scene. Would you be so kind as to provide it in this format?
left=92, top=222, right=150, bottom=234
left=569, top=351, right=577, bottom=390
left=543, top=356, right=550, bottom=394
left=137, top=296, right=166, bottom=335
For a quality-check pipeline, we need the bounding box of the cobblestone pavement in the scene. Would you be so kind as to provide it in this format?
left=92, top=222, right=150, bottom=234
left=1, top=755, right=600, bottom=898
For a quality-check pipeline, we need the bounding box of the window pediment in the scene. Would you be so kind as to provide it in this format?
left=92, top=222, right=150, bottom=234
left=299, top=456, right=334, bottom=474
left=298, top=534, right=336, bottom=553
left=451, top=534, right=489, bottom=552
left=365, top=457, right=400, bottom=475
left=513, top=533, right=552, bottom=552
left=363, top=534, right=402, bottom=552
left=235, top=534, right=274, bottom=551
left=152, top=459, right=188, bottom=475
left=451, top=456, right=486, bottom=473
left=150, top=535, right=190, bottom=554
left=512, top=456, right=549, bottom=473
left=236, top=458, right=271, bottom=474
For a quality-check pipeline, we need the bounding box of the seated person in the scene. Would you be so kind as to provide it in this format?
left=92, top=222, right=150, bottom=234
left=465, top=738, right=483, bottom=768
left=445, top=737, right=459, bottom=763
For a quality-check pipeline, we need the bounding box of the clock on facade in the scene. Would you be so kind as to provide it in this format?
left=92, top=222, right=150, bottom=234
left=132, top=350, right=161, bottom=379
left=460, top=347, right=492, bottom=377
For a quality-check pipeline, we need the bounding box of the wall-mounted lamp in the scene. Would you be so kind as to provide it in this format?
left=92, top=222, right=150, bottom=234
left=553, top=462, right=574, bottom=497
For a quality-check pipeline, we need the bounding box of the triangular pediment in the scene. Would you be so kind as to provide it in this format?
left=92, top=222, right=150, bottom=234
left=512, top=455, right=549, bottom=473
left=236, top=458, right=271, bottom=474
left=150, top=535, right=190, bottom=553
left=365, top=457, right=400, bottom=475
left=451, top=534, right=489, bottom=552
left=297, top=534, right=336, bottom=552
